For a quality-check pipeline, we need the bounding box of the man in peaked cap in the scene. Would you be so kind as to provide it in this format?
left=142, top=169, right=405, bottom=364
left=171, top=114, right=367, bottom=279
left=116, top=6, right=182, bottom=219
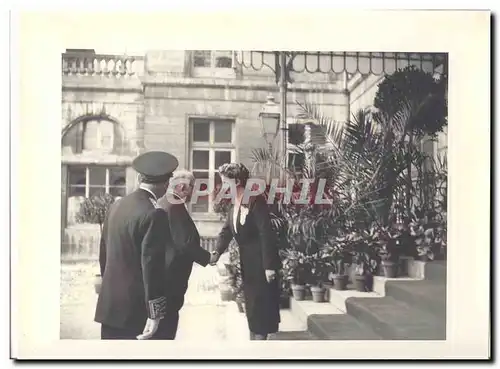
left=95, top=151, right=179, bottom=340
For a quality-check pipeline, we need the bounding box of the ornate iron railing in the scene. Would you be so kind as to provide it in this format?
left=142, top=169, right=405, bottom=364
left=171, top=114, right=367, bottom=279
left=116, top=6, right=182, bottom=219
left=235, top=51, right=447, bottom=83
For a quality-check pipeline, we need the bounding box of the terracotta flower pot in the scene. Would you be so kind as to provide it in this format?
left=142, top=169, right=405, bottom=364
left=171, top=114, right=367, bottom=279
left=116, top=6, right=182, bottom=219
left=93, top=274, right=102, bottom=295
left=304, top=285, right=312, bottom=298
left=291, top=284, right=306, bottom=301
left=310, top=286, right=326, bottom=303
left=332, top=274, right=348, bottom=291
left=322, top=281, right=333, bottom=300
left=381, top=260, right=399, bottom=278
left=353, top=275, right=367, bottom=292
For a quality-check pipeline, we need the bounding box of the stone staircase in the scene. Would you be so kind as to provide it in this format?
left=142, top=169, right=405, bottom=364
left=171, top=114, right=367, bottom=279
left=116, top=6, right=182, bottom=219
left=273, top=259, right=446, bottom=340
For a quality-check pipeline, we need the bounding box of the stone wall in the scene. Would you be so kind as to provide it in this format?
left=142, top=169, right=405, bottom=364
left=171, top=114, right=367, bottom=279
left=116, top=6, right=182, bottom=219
left=60, top=50, right=350, bottom=238
left=348, top=73, right=385, bottom=116
left=143, top=82, right=347, bottom=170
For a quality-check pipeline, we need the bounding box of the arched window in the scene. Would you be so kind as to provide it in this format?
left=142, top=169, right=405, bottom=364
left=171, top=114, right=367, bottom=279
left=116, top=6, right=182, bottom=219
left=62, top=116, right=125, bottom=156
left=62, top=116, right=128, bottom=226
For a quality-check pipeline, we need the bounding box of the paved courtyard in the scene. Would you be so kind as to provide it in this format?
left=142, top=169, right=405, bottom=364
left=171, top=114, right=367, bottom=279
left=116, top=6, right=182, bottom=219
left=60, top=260, right=304, bottom=340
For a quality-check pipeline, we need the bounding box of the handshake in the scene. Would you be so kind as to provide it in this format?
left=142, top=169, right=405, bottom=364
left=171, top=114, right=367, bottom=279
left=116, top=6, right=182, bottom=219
left=209, top=251, right=220, bottom=266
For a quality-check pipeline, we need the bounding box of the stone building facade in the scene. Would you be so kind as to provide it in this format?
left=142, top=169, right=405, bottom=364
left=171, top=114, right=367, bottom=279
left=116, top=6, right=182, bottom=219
left=61, top=50, right=349, bottom=255
left=61, top=50, right=447, bottom=257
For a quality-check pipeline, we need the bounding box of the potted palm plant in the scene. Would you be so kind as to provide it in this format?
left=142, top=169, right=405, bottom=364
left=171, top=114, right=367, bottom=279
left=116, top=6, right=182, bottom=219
left=331, top=266, right=348, bottom=291
left=378, top=225, right=404, bottom=278
left=409, top=208, right=446, bottom=262
left=415, top=227, right=444, bottom=262
left=328, top=236, right=352, bottom=291
left=309, top=251, right=332, bottom=303
left=351, top=229, right=379, bottom=292
left=281, top=249, right=310, bottom=301
left=350, top=232, right=367, bottom=292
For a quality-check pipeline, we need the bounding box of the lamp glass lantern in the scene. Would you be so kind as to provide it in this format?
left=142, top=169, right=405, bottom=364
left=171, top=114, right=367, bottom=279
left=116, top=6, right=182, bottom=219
left=259, top=95, right=281, bottom=146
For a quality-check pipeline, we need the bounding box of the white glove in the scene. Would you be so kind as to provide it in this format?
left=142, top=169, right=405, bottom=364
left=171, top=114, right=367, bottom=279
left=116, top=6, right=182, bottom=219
left=265, top=270, right=276, bottom=283
left=136, top=318, right=161, bottom=340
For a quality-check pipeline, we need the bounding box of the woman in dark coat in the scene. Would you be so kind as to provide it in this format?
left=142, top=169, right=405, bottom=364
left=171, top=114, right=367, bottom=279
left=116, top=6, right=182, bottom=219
left=212, top=163, right=281, bottom=340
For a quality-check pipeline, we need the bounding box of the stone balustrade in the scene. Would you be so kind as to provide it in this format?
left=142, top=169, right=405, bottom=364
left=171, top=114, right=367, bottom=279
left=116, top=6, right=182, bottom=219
left=61, top=225, right=219, bottom=261
left=62, top=225, right=101, bottom=261
left=200, top=237, right=218, bottom=252
left=62, top=53, right=144, bottom=77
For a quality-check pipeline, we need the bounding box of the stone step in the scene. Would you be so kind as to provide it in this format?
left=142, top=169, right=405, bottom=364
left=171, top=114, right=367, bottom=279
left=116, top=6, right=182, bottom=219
left=327, top=276, right=425, bottom=311
left=290, top=298, right=381, bottom=340
left=372, top=276, right=420, bottom=296
left=328, top=286, right=381, bottom=313
left=384, top=279, right=446, bottom=319
left=345, top=296, right=446, bottom=340
left=365, top=276, right=446, bottom=319
left=285, top=259, right=447, bottom=341
left=290, top=296, right=342, bottom=327
left=424, top=260, right=447, bottom=282
left=308, top=314, right=383, bottom=340
left=270, top=331, right=318, bottom=340
left=407, top=260, right=447, bottom=282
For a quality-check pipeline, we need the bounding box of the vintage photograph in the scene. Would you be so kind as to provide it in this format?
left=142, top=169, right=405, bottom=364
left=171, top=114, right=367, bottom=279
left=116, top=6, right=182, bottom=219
left=60, top=50, right=448, bottom=341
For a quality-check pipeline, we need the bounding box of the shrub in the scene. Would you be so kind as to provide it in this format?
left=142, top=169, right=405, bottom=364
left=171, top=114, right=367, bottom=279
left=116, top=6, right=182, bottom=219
left=75, top=193, right=115, bottom=232
left=374, top=65, right=448, bottom=138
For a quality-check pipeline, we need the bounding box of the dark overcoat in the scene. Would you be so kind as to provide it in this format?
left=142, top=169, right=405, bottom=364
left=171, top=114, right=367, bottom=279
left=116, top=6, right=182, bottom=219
left=159, top=194, right=211, bottom=312
left=216, top=195, right=281, bottom=335
left=94, top=189, right=174, bottom=333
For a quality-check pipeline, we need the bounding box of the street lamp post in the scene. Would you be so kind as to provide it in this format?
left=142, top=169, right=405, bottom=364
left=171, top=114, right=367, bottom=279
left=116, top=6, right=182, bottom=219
left=259, top=95, right=281, bottom=151
left=257, top=51, right=290, bottom=183
left=259, top=94, right=282, bottom=182
left=278, top=52, right=288, bottom=176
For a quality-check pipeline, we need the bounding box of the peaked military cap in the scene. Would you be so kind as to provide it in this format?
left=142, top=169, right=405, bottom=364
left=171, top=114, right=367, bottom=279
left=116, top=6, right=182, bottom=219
left=132, top=151, right=179, bottom=184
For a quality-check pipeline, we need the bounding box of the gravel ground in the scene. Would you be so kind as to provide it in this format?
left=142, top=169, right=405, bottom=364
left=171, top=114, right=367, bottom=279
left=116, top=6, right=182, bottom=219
left=60, top=261, right=101, bottom=339
left=60, top=261, right=249, bottom=340
left=60, top=260, right=306, bottom=341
